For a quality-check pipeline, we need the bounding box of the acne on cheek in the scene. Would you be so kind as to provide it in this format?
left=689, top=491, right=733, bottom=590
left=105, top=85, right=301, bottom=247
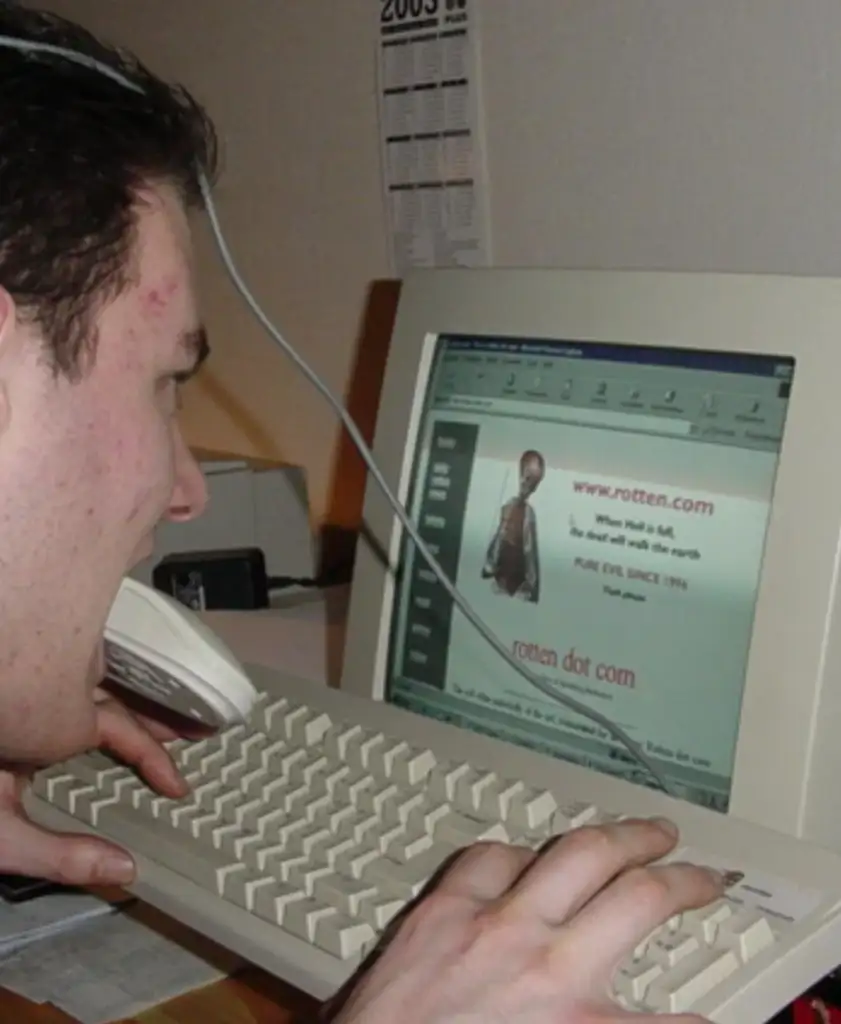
left=134, top=278, right=184, bottom=366
left=142, top=277, right=180, bottom=320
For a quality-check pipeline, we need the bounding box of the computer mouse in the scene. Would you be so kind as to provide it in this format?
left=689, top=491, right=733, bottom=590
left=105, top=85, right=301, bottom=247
left=103, top=575, right=258, bottom=729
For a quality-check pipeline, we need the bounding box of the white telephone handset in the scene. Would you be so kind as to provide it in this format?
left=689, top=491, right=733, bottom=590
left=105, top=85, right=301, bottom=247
left=104, top=576, right=258, bottom=728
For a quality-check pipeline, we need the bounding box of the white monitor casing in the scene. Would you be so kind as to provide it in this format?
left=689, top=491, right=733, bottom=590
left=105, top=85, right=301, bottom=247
left=341, top=268, right=841, bottom=852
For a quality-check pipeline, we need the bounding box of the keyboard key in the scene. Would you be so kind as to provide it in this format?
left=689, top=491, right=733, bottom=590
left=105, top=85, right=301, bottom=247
left=506, top=788, right=557, bottom=833
left=389, top=791, right=427, bottom=826
left=434, top=811, right=510, bottom=846
left=357, top=782, right=400, bottom=819
left=718, top=910, right=776, bottom=962
left=337, top=846, right=381, bottom=880
left=284, top=899, right=337, bottom=943
left=323, top=723, right=364, bottom=761
left=285, top=706, right=332, bottom=747
left=395, top=747, right=437, bottom=786
left=287, top=861, right=334, bottom=898
left=314, top=912, right=376, bottom=960
left=553, top=799, right=599, bottom=830
left=650, top=931, right=701, bottom=968
left=365, top=894, right=405, bottom=930
left=645, top=949, right=740, bottom=1013
left=454, top=768, right=500, bottom=814
left=261, top=697, right=289, bottom=732
left=357, top=733, right=386, bottom=771
left=429, top=762, right=472, bottom=802
left=253, top=882, right=308, bottom=926
left=386, top=832, right=435, bottom=863
left=364, top=845, right=454, bottom=900
left=614, top=957, right=665, bottom=1004
left=682, top=899, right=734, bottom=944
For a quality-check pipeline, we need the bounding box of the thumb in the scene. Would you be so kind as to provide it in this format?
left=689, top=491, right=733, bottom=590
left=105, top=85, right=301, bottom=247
left=0, top=807, right=136, bottom=887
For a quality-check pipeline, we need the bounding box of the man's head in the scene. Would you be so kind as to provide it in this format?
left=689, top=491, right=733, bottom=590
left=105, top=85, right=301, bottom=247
left=0, top=7, right=218, bottom=762
left=518, top=449, right=545, bottom=498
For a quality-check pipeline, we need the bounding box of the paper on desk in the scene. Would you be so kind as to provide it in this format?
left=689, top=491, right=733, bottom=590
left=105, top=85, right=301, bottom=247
left=0, top=889, right=117, bottom=960
left=0, top=900, right=242, bottom=1023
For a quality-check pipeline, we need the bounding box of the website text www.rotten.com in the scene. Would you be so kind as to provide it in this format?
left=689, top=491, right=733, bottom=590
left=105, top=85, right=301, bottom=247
left=572, top=480, right=715, bottom=516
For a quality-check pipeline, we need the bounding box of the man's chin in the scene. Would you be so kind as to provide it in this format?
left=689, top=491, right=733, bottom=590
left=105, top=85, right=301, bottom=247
left=130, top=538, right=155, bottom=569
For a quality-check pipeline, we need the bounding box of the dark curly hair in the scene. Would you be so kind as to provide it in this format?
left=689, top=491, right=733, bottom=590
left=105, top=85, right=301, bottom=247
left=0, top=4, right=218, bottom=377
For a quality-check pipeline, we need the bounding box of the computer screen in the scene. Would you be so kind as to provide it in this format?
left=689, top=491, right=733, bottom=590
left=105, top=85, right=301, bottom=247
left=342, top=269, right=841, bottom=851
left=386, top=335, right=792, bottom=812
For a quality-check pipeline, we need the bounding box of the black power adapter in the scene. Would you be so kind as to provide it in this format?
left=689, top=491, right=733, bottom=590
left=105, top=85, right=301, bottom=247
left=152, top=547, right=271, bottom=611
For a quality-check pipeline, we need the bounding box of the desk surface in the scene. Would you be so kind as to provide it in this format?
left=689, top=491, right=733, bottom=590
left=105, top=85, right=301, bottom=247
left=0, top=886, right=322, bottom=1024
left=1, top=965, right=320, bottom=1023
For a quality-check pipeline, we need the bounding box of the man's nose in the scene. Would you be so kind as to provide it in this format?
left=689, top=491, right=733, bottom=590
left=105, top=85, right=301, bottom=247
left=167, top=432, right=208, bottom=523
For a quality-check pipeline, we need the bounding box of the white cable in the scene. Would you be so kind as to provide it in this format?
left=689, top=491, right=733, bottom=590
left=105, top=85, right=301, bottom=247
left=0, top=35, right=673, bottom=795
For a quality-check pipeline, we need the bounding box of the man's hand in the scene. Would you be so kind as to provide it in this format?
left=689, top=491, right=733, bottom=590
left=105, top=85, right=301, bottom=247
left=0, top=687, right=198, bottom=887
left=330, top=818, right=723, bottom=1024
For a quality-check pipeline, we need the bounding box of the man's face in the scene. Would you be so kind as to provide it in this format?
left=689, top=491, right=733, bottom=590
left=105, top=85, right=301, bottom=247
left=519, top=456, right=544, bottom=498
left=0, top=184, right=208, bottom=763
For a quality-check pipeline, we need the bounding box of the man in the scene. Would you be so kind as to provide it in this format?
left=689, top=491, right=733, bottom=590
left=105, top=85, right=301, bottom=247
left=0, top=7, right=722, bottom=1022
left=482, top=448, right=545, bottom=602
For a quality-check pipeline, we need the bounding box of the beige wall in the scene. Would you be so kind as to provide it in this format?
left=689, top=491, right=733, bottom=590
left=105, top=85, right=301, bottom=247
left=27, top=0, right=841, bottom=531
left=480, top=1, right=841, bottom=276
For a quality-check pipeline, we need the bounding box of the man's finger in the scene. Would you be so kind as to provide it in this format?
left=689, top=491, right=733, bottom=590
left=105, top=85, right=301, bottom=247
left=96, top=700, right=188, bottom=798
left=656, top=1016, right=711, bottom=1024
left=131, top=708, right=212, bottom=743
left=553, top=861, right=723, bottom=988
left=0, top=807, right=135, bottom=886
left=97, top=683, right=213, bottom=741
left=130, top=712, right=183, bottom=744
left=434, top=841, right=537, bottom=904
left=499, top=818, right=679, bottom=926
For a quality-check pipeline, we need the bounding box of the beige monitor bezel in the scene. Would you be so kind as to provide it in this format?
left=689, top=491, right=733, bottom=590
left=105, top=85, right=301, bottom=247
left=341, top=267, right=841, bottom=846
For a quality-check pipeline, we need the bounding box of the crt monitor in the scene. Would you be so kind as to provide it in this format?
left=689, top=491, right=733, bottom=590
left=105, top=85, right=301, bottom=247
left=341, top=268, right=841, bottom=851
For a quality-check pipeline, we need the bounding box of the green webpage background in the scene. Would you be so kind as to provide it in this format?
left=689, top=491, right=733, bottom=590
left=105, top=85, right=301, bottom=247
left=388, top=338, right=789, bottom=811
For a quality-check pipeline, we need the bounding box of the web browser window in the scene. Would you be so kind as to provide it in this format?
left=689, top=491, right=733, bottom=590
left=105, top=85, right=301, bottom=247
left=387, top=334, right=794, bottom=810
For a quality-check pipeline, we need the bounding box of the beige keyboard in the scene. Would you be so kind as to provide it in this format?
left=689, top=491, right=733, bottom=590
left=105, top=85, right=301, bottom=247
left=24, top=665, right=841, bottom=1022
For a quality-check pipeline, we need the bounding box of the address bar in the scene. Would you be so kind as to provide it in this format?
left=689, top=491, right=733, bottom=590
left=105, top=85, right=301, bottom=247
left=439, top=395, right=692, bottom=436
